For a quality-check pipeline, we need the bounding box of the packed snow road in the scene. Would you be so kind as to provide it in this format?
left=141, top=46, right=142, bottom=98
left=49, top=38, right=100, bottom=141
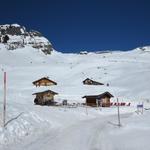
left=1, top=114, right=121, bottom=150
left=1, top=106, right=150, bottom=150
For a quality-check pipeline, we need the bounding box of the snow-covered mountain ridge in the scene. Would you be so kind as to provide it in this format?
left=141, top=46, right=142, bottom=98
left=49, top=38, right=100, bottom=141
left=0, top=24, right=54, bottom=54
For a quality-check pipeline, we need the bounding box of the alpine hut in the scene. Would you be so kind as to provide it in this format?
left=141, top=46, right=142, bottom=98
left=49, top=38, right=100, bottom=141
left=32, top=77, right=57, bottom=87
left=33, top=90, right=58, bottom=105
left=82, top=92, right=113, bottom=107
left=83, top=78, right=104, bottom=85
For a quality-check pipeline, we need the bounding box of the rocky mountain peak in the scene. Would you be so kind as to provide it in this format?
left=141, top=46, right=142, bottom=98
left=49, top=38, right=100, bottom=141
left=0, top=24, right=54, bottom=54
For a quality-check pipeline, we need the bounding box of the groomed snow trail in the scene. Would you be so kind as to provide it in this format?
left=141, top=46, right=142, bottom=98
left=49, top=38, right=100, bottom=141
left=2, top=115, right=118, bottom=150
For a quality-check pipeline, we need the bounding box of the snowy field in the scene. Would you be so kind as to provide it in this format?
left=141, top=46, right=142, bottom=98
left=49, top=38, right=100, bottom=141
left=0, top=44, right=150, bottom=150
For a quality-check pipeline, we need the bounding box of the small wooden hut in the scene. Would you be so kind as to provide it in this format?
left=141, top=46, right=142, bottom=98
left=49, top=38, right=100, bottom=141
left=32, top=77, right=57, bottom=87
left=82, top=92, right=113, bottom=107
left=33, top=90, right=58, bottom=105
left=83, top=78, right=104, bottom=85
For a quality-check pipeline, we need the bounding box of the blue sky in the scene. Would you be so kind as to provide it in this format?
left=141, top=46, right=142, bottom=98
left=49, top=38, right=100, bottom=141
left=0, top=0, right=150, bottom=52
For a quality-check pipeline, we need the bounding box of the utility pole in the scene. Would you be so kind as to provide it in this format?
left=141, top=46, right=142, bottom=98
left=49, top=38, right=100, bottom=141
left=3, top=72, right=6, bottom=128
left=117, top=98, right=121, bottom=127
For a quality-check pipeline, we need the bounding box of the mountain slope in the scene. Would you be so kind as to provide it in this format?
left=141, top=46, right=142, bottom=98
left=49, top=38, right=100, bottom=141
left=0, top=44, right=150, bottom=149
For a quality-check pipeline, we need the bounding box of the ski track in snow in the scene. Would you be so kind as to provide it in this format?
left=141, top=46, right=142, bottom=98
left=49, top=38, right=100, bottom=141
left=1, top=115, right=118, bottom=150
left=2, top=113, right=134, bottom=150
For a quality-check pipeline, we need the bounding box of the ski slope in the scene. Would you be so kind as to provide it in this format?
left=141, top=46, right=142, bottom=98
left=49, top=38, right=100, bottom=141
left=0, top=44, right=150, bottom=150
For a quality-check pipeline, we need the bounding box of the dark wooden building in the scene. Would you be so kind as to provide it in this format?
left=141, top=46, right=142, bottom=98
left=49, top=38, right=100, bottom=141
left=33, top=90, right=58, bottom=105
left=83, top=78, right=104, bottom=85
left=32, top=77, right=57, bottom=87
left=82, top=92, right=113, bottom=107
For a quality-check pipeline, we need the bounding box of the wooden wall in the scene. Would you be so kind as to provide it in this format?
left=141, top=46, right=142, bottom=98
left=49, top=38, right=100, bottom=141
left=35, top=93, right=54, bottom=105
left=35, top=79, right=55, bottom=86
left=86, top=97, right=110, bottom=107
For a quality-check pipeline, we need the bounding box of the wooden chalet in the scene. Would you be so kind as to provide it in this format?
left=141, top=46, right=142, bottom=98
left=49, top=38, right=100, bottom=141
left=83, top=78, right=104, bottom=85
left=32, top=77, right=57, bottom=87
left=33, top=90, right=58, bottom=105
left=82, top=92, right=114, bottom=107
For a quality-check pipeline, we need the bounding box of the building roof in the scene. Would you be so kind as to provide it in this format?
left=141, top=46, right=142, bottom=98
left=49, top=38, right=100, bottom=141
left=32, top=90, right=58, bottom=95
left=82, top=92, right=114, bottom=99
left=32, top=77, right=57, bottom=85
left=83, top=78, right=104, bottom=85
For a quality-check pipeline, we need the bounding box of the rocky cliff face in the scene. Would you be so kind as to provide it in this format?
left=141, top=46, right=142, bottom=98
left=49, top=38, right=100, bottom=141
left=0, top=24, right=54, bottom=54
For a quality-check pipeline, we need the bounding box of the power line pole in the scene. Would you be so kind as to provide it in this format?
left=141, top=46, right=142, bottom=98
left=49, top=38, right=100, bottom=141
left=3, top=72, right=6, bottom=128
left=117, top=98, right=121, bottom=127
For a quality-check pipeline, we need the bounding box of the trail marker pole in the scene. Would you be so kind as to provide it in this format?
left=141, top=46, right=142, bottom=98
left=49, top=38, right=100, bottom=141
left=117, top=98, right=121, bottom=127
left=3, top=72, right=6, bottom=128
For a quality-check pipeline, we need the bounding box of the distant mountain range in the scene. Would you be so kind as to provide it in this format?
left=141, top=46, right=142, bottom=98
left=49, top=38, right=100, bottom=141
left=0, top=24, right=150, bottom=55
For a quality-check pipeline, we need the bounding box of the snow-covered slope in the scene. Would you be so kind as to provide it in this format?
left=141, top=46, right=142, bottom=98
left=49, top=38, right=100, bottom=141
left=0, top=44, right=150, bottom=150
